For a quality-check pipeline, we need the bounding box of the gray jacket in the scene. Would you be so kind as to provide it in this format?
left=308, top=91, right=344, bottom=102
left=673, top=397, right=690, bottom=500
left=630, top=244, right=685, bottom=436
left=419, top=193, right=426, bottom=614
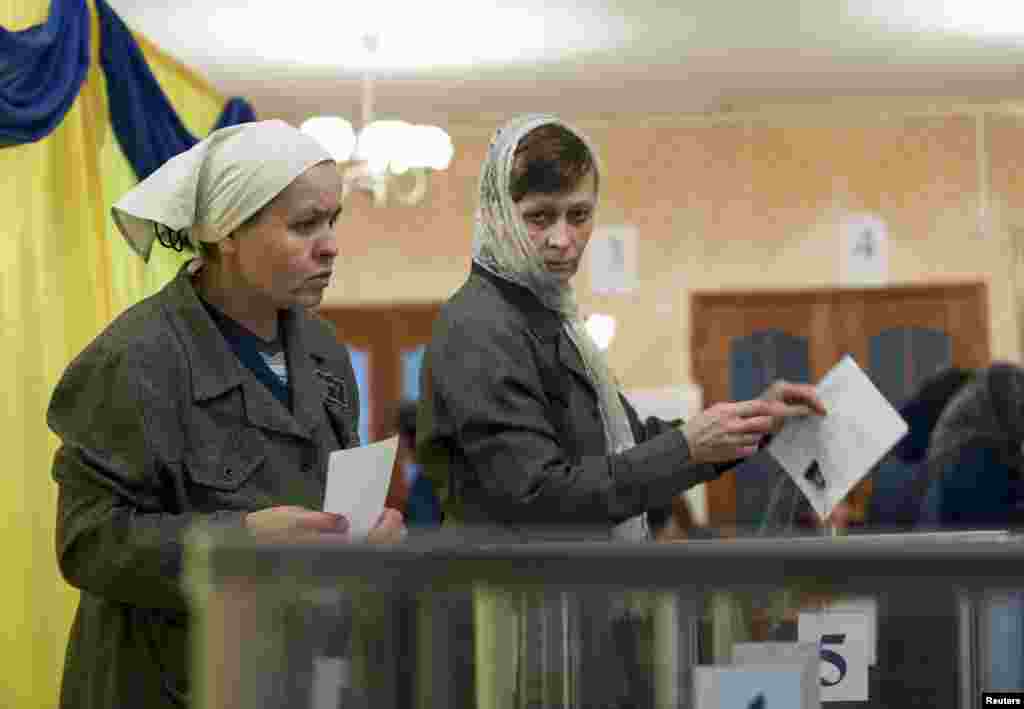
left=47, top=264, right=359, bottom=708
left=418, top=264, right=721, bottom=534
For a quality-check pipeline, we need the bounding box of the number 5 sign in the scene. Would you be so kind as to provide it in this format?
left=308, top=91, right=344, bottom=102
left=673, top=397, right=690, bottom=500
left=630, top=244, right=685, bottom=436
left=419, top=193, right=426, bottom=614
left=798, top=611, right=872, bottom=702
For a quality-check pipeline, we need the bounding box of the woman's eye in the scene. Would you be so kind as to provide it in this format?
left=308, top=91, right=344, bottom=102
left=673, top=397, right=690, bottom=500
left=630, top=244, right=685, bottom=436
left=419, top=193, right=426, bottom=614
left=569, top=210, right=590, bottom=224
left=526, top=213, right=552, bottom=227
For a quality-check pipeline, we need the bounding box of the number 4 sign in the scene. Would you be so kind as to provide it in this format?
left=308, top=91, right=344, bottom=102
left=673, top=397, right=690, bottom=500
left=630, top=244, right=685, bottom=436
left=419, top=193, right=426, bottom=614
left=798, top=611, right=872, bottom=702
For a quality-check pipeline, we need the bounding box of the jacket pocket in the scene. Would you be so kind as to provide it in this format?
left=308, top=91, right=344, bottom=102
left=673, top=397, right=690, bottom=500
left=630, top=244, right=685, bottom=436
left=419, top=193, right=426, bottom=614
left=324, top=400, right=357, bottom=449
left=185, top=427, right=266, bottom=492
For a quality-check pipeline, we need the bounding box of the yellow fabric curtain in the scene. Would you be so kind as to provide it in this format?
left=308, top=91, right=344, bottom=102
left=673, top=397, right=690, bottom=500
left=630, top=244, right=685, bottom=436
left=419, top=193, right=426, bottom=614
left=1, top=3, right=226, bottom=707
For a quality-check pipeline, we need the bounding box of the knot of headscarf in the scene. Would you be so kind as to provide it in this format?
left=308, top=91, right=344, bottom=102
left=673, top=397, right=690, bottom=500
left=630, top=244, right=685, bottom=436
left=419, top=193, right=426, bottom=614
left=111, top=119, right=334, bottom=266
left=473, top=114, right=648, bottom=540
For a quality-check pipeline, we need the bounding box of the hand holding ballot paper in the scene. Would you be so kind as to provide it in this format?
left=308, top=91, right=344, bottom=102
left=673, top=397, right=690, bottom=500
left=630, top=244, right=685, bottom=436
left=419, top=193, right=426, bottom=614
left=681, top=380, right=827, bottom=464
left=324, top=435, right=405, bottom=542
left=244, top=436, right=405, bottom=544
left=767, top=356, right=908, bottom=522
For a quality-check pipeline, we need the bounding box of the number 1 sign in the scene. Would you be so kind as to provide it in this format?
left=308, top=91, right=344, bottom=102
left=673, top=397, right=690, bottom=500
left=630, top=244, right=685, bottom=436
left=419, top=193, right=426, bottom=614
left=693, top=665, right=810, bottom=709
left=694, top=642, right=820, bottom=708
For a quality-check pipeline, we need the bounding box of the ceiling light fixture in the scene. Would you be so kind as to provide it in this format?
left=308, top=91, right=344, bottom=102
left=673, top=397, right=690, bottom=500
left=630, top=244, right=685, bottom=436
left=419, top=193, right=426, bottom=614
left=300, top=34, right=453, bottom=207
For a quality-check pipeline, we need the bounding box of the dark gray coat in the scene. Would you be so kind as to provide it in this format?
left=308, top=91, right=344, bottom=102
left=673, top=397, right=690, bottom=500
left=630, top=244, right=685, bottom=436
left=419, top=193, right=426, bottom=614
left=47, top=265, right=360, bottom=709
left=418, top=264, right=721, bottom=533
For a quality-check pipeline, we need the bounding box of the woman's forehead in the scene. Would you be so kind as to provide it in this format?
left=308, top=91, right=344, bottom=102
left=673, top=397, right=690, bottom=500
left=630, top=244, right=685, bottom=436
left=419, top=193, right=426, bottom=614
left=275, top=162, right=343, bottom=210
left=517, top=171, right=597, bottom=207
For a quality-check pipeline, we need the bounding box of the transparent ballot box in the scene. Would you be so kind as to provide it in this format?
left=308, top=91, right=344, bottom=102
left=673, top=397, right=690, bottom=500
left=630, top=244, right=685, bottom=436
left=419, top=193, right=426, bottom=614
left=187, top=529, right=1024, bottom=708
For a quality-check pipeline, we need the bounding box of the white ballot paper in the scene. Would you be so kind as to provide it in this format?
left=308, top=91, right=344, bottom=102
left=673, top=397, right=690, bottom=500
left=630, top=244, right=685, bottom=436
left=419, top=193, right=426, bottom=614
left=766, top=356, right=908, bottom=521
left=323, top=436, right=399, bottom=540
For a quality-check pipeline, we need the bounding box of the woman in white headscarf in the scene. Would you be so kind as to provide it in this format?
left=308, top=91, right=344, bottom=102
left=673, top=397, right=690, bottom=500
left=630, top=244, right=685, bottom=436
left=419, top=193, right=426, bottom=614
left=419, top=113, right=823, bottom=538
left=47, top=119, right=404, bottom=709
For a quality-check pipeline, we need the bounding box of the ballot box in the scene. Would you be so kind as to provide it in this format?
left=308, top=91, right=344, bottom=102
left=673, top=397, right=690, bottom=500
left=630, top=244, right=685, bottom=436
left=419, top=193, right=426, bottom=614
left=187, top=528, right=1024, bottom=709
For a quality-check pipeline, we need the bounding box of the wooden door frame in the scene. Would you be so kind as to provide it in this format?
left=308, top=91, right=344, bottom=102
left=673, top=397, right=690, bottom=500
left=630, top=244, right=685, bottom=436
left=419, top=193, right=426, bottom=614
left=316, top=303, right=441, bottom=441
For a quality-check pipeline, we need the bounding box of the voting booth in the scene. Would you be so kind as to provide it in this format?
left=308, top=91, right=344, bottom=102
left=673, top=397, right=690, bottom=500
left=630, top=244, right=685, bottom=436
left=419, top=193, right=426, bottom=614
left=188, top=528, right=1023, bottom=709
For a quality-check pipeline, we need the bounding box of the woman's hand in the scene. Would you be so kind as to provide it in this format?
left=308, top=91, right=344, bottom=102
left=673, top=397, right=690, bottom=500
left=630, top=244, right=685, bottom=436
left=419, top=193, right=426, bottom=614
left=758, top=380, right=827, bottom=433
left=245, top=506, right=407, bottom=544
left=366, top=508, right=406, bottom=544
left=826, top=501, right=851, bottom=529
left=681, top=396, right=824, bottom=464
left=244, top=506, right=349, bottom=542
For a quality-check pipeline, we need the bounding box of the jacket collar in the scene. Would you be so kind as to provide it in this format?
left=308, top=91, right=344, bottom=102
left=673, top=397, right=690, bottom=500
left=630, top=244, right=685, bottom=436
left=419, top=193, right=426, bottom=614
left=470, top=263, right=592, bottom=387
left=160, top=263, right=336, bottom=439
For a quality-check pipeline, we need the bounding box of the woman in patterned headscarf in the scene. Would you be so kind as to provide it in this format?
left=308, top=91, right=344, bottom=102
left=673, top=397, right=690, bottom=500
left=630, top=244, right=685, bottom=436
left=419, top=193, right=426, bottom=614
left=418, top=113, right=823, bottom=539
left=416, top=114, right=825, bottom=709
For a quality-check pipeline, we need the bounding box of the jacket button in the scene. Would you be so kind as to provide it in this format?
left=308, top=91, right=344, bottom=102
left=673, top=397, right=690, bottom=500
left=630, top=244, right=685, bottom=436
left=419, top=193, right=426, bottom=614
left=301, top=450, right=316, bottom=473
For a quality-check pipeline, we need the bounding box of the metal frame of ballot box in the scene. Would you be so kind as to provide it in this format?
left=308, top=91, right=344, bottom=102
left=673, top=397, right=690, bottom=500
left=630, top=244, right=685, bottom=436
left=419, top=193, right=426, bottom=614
left=188, top=529, right=1022, bottom=709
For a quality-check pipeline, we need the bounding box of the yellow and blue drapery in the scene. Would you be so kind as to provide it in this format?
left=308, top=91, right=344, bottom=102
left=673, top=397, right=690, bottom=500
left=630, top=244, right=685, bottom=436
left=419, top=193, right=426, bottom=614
left=1, top=2, right=255, bottom=707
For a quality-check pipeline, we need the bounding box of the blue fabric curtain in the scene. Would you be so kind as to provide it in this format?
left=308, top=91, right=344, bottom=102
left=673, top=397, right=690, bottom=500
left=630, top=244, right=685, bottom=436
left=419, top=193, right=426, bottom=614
left=0, top=0, right=90, bottom=146
left=95, top=0, right=255, bottom=180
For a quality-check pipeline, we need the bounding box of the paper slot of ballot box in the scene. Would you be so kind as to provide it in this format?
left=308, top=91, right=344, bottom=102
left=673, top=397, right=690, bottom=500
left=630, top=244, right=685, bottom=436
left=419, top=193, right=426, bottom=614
left=766, top=355, right=907, bottom=522
left=798, top=609, right=873, bottom=702
left=324, top=436, right=399, bottom=540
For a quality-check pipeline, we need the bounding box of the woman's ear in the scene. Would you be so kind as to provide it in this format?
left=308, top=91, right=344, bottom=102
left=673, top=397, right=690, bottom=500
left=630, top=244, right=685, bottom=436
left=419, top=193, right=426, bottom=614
left=214, top=234, right=236, bottom=257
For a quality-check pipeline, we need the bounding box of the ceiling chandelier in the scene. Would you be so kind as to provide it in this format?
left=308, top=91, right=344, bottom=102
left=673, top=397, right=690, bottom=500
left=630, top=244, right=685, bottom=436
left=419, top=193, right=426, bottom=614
left=300, top=35, right=453, bottom=207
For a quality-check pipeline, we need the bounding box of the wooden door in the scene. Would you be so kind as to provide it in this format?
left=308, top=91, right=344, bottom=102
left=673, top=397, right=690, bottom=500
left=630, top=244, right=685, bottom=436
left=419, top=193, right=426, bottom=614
left=691, top=282, right=989, bottom=526
left=316, top=303, right=441, bottom=441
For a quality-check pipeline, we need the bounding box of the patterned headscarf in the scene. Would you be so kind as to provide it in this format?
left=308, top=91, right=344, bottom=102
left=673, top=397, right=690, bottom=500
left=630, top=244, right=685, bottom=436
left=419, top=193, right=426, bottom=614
left=473, top=114, right=646, bottom=539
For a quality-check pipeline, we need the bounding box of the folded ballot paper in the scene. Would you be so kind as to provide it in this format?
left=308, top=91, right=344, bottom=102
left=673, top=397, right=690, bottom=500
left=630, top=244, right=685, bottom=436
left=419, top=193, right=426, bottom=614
left=323, top=436, right=399, bottom=541
left=766, top=356, right=908, bottom=522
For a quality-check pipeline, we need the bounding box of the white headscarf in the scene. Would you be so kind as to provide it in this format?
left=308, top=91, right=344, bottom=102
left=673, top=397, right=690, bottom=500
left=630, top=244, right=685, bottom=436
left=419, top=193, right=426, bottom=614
left=474, top=114, right=647, bottom=540
left=111, top=119, right=333, bottom=267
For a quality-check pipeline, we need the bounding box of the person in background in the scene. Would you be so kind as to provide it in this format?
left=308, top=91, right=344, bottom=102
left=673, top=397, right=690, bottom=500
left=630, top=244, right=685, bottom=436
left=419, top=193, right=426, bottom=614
left=917, top=361, right=1024, bottom=695
left=48, top=120, right=404, bottom=709
left=866, top=366, right=974, bottom=530
left=392, top=400, right=442, bottom=528
left=919, top=362, right=1024, bottom=528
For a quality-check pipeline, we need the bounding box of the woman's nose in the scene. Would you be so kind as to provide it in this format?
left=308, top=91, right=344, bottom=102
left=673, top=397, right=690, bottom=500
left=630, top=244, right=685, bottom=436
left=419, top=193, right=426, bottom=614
left=316, top=229, right=339, bottom=259
left=547, top=219, right=572, bottom=248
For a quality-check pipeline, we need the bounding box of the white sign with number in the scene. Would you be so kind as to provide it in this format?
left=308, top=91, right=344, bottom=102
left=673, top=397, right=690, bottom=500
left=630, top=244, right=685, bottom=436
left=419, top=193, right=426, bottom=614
left=588, top=224, right=638, bottom=294
left=824, top=598, right=878, bottom=666
left=840, top=212, right=888, bottom=286
left=733, top=642, right=821, bottom=708
left=798, top=610, right=872, bottom=702
left=694, top=664, right=812, bottom=709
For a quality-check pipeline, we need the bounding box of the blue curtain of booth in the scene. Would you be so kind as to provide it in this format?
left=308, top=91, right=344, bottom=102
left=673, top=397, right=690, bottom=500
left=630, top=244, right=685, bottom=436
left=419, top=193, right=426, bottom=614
left=2, top=0, right=255, bottom=175
left=0, top=0, right=90, bottom=146
left=94, top=0, right=255, bottom=179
